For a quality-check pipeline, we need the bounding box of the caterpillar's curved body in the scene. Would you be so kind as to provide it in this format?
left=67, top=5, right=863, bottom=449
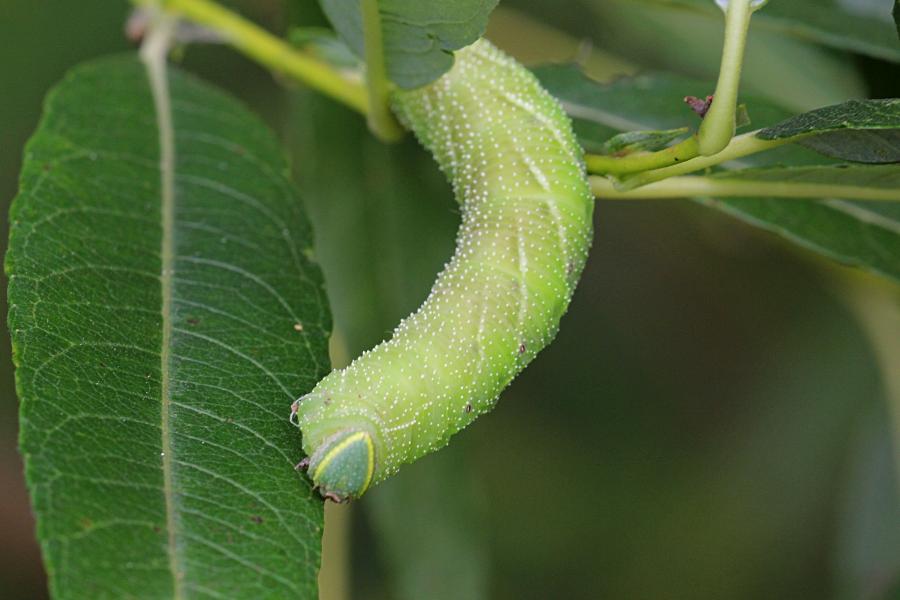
left=293, top=40, right=593, bottom=501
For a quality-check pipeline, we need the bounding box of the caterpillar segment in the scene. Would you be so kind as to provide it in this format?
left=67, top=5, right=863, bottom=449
left=293, top=39, right=594, bottom=501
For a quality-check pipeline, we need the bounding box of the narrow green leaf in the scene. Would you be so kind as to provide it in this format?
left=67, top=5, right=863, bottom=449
left=533, top=64, right=818, bottom=164
left=7, top=56, right=330, bottom=598
left=735, top=103, right=752, bottom=129
left=320, top=0, right=499, bottom=88
left=289, top=27, right=361, bottom=69
left=536, top=64, right=900, bottom=282
left=538, top=65, right=900, bottom=164
left=601, top=127, right=690, bottom=156
left=534, top=65, right=700, bottom=137
left=587, top=0, right=867, bottom=111
left=704, top=197, right=900, bottom=282
left=636, top=0, right=900, bottom=62
left=758, top=99, right=900, bottom=163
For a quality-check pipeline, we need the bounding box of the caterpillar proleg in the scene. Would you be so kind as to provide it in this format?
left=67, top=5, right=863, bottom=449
left=292, top=39, right=594, bottom=501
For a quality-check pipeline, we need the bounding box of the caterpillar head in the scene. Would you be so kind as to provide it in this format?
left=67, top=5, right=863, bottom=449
left=307, top=429, right=376, bottom=502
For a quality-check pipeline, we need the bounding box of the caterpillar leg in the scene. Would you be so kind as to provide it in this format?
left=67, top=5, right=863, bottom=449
left=289, top=398, right=301, bottom=426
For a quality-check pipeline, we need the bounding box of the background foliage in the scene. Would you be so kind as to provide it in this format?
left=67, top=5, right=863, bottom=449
left=2, top=0, right=899, bottom=598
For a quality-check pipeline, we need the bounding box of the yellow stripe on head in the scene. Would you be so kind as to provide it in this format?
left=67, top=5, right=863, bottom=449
left=309, top=430, right=375, bottom=502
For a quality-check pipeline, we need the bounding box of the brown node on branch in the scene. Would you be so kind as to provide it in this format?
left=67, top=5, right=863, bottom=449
left=125, top=9, right=149, bottom=43
left=684, top=95, right=715, bottom=118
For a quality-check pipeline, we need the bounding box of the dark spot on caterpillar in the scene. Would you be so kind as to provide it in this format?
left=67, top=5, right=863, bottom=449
left=519, top=343, right=527, bottom=354
left=465, top=403, right=472, bottom=413
left=250, top=515, right=263, bottom=524
left=324, top=396, right=332, bottom=406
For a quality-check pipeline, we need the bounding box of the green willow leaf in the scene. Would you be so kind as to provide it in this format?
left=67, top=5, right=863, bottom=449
left=320, top=0, right=498, bottom=88
left=703, top=198, right=900, bottom=282
left=533, top=64, right=818, bottom=164
left=758, top=99, right=900, bottom=163
left=601, top=127, right=690, bottom=156
left=633, top=0, right=900, bottom=62
left=6, top=56, right=330, bottom=598
left=536, top=64, right=900, bottom=283
left=585, top=0, right=867, bottom=112
left=288, top=27, right=361, bottom=69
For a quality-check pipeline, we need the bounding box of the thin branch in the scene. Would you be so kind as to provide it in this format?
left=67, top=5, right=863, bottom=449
left=136, top=0, right=369, bottom=115
left=618, top=130, right=794, bottom=189
left=590, top=174, right=900, bottom=202
left=585, top=136, right=699, bottom=176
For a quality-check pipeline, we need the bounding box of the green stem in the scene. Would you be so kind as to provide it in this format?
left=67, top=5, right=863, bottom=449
left=620, top=130, right=793, bottom=189
left=590, top=174, right=900, bottom=202
left=585, top=136, right=699, bottom=176
left=361, top=0, right=404, bottom=141
left=697, top=0, right=754, bottom=156
left=138, top=0, right=369, bottom=114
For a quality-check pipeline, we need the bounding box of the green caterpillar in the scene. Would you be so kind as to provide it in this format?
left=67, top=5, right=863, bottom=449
left=291, top=39, right=593, bottom=502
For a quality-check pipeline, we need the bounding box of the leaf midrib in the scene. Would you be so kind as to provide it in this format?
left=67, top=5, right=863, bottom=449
left=140, top=38, right=181, bottom=599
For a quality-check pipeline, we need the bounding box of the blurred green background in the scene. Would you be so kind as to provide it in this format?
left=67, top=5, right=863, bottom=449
left=2, top=1, right=899, bottom=599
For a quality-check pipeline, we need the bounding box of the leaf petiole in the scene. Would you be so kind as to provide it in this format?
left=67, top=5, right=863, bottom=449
left=361, top=0, right=404, bottom=141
